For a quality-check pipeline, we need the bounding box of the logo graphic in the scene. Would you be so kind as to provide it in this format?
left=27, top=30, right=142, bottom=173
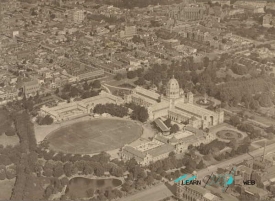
left=175, top=167, right=237, bottom=192
left=174, top=174, right=197, bottom=185
left=203, top=167, right=236, bottom=192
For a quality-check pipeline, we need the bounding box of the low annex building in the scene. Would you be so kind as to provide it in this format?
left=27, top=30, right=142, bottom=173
left=39, top=92, right=123, bottom=122
left=125, top=77, right=224, bottom=129
left=121, top=126, right=216, bottom=166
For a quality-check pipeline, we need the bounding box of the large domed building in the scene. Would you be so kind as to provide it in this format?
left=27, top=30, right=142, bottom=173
left=122, top=76, right=224, bottom=166
left=166, top=76, right=180, bottom=99
left=125, top=76, right=224, bottom=129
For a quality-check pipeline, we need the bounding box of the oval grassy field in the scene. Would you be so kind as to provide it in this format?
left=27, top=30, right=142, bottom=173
left=46, top=118, right=142, bottom=154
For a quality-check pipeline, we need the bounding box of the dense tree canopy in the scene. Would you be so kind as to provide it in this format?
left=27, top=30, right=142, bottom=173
left=93, top=103, right=128, bottom=117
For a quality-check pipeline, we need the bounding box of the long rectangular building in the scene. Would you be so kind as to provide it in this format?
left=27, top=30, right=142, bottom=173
left=40, top=92, right=123, bottom=122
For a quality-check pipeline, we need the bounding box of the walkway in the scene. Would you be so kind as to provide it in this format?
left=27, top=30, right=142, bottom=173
left=103, top=83, right=133, bottom=91
left=101, top=84, right=111, bottom=94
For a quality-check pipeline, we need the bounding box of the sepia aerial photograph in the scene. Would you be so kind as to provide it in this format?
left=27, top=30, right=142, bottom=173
left=1, top=0, right=275, bottom=200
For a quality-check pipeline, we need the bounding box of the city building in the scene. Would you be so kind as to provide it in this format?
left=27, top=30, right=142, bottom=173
left=22, top=79, right=40, bottom=98
left=234, top=165, right=253, bottom=185
left=243, top=185, right=269, bottom=200
left=121, top=126, right=216, bottom=165
left=168, top=3, right=206, bottom=21
left=176, top=182, right=221, bottom=201
left=234, top=0, right=267, bottom=13
left=120, top=26, right=137, bottom=38
left=211, top=0, right=230, bottom=6
left=263, top=14, right=275, bottom=28
left=121, top=141, right=175, bottom=166
left=72, top=9, right=85, bottom=23
left=61, top=60, right=104, bottom=81
left=125, top=77, right=224, bottom=129
left=39, top=91, right=123, bottom=122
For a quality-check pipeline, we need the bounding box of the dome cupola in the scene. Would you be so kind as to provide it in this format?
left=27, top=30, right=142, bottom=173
left=166, top=75, right=180, bottom=99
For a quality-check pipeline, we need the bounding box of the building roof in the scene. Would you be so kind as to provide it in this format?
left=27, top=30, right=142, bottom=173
left=175, top=102, right=216, bottom=117
left=167, top=76, right=179, bottom=90
left=203, top=192, right=218, bottom=200
left=150, top=101, right=170, bottom=112
left=154, top=119, right=170, bottom=132
left=131, top=93, right=157, bottom=105
left=185, top=185, right=209, bottom=195
left=237, top=165, right=253, bottom=174
left=135, top=86, right=160, bottom=101
left=185, top=126, right=205, bottom=136
left=123, top=146, right=146, bottom=159
left=155, top=134, right=169, bottom=143
left=244, top=185, right=269, bottom=197
left=23, top=79, right=39, bottom=87
left=147, top=144, right=174, bottom=157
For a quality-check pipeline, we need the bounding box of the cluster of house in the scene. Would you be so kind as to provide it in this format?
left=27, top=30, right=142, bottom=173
left=1, top=0, right=271, bottom=105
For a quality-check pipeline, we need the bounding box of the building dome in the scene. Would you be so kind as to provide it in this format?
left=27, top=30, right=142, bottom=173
left=166, top=76, right=180, bottom=99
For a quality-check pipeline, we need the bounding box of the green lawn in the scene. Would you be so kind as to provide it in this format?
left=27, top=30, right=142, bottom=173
left=0, top=134, right=19, bottom=147
left=47, top=118, right=142, bottom=154
left=0, top=179, right=15, bottom=200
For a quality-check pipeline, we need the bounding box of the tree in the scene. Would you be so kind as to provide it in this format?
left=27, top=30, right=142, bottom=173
left=145, top=175, right=154, bottom=185
left=135, top=178, right=146, bottom=190
left=203, top=57, right=210, bottom=67
left=228, top=139, right=237, bottom=149
left=134, top=77, right=146, bottom=86
left=114, top=73, right=123, bottom=81
left=55, top=88, right=59, bottom=94
left=170, top=124, right=180, bottom=134
left=105, top=190, right=116, bottom=200
left=83, top=81, right=89, bottom=91
left=38, top=115, right=54, bottom=125
left=164, top=118, right=172, bottom=127
left=196, top=160, right=205, bottom=169
left=53, top=163, right=64, bottom=177
left=229, top=115, right=241, bottom=127
left=113, top=189, right=123, bottom=198
left=131, top=106, right=149, bottom=122
left=266, top=126, right=275, bottom=134
left=250, top=99, right=260, bottom=110
left=121, top=182, right=132, bottom=192
left=44, top=185, right=54, bottom=199
left=5, top=128, right=16, bottom=136
left=110, top=167, right=123, bottom=177
left=95, top=167, right=104, bottom=177
left=92, top=80, right=101, bottom=88
left=127, top=71, right=137, bottom=79
left=60, top=177, right=69, bottom=186
left=0, top=168, right=6, bottom=180
left=86, top=188, right=94, bottom=197
left=258, top=93, right=273, bottom=107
